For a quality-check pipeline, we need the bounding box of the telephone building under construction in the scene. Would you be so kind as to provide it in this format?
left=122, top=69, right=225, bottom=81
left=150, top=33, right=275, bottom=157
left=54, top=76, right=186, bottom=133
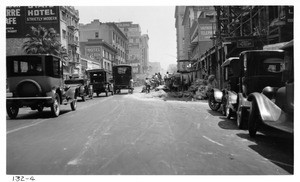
left=175, top=6, right=293, bottom=89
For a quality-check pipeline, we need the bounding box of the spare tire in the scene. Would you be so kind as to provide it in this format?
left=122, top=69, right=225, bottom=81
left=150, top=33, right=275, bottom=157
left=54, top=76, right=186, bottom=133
left=16, top=79, right=42, bottom=97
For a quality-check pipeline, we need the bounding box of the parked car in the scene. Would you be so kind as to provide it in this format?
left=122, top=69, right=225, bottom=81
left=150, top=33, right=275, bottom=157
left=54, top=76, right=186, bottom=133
left=208, top=50, right=285, bottom=129
left=208, top=57, right=239, bottom=117
left=87, top=69, right=114, bottom=97
left=235, top=50, right=286, bottom=129
left=6, top=54, right=77, bottom=119
left=64, top=78, right=93, bottom=101
left=112, top=65, right=134, bottom=94
left=247, top=40, right=293, bottom=137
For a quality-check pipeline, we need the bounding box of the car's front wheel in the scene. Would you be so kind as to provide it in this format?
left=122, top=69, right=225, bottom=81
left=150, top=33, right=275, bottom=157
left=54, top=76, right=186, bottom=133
left=248, top=100, right=261, bottom=137
left=51, top=93, right=60, bottom=117
left=7, top=104, right=19, bottom=119
left=236, top=105, right=248, bottom=129
left=208, top=93, right=221, bottom=111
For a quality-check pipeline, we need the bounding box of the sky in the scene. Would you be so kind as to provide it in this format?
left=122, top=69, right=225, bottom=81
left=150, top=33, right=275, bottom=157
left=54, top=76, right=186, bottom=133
left=75, top=6, right=177, bottom=71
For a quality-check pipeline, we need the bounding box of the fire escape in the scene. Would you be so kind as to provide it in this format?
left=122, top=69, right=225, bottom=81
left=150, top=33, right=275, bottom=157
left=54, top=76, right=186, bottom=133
left=66, top=8, right=80, bottom=76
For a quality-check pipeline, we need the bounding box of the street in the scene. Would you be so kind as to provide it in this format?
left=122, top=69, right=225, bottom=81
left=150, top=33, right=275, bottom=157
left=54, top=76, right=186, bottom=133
left=6, top=87, right=293, bottom=175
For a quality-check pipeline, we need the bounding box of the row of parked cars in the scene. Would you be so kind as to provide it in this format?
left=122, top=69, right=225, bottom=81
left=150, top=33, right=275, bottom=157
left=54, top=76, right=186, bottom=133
left=208, top=40, right=293, bottom=138
left=6, top=54, right=134, bottom=119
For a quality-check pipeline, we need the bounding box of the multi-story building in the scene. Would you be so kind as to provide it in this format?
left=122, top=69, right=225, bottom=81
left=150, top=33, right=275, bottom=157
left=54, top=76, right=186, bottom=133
left=115, top=22, right=149, bottom=74
left=79, top=39, right=117, bottom=72
left=60, top=6, right=80, bottom=78
left=6, top=6, right=81, bottom=79
left=148, top=62, right=162, bottom=76
left=176, top=6, right=216, bottom=81
left=175, top=6, right=186, bottom=61
left=79, top=19, right=128, bottom=66
left=200, top=6, right=294, bottom=88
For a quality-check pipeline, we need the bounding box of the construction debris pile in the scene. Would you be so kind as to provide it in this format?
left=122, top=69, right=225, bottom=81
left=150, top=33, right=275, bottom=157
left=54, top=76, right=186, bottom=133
left=148, top=75, right=217, bottom=101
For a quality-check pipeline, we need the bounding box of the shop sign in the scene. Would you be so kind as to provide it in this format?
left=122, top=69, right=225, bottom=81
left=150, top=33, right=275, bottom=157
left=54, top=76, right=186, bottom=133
left=237, top=39, right=254, bottom=48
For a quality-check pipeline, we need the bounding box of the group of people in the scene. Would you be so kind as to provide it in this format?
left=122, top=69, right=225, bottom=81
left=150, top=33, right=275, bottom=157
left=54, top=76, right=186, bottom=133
left=143, top=72, right=171, bottom=93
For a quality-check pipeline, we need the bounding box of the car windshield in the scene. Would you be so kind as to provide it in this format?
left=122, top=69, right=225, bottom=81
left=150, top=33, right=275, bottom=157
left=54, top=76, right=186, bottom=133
left=7, top=56, right=43, bottom=77
left=90, top=72, right=105, bottom=83
left=246, top=52, right=285, bottom=76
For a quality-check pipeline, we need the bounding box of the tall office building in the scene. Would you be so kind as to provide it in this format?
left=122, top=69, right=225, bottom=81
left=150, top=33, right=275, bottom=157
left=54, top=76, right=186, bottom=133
left=115, top=22, right=149, bottom=74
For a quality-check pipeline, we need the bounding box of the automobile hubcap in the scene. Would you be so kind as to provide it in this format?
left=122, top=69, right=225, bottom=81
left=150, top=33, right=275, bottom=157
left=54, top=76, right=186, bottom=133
left=10, top=107, right=17, bottom=114
left=226, top=107, right=230, bottom=117
left=54, top=99, right=59, bottom=115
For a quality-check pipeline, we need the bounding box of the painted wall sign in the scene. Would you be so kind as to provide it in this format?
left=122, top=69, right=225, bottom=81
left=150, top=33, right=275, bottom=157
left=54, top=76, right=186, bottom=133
left=6, top=6, right=60, bottom=38
left=85, top=46, right=102, bottom=61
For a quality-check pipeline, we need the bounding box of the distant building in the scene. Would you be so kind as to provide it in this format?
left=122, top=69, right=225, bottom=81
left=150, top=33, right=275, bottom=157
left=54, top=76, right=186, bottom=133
left=79, top=19, right=128, bottom=65
left=79, top=39, right=118, bottom=72
left=175, top=6, right=186, bottom=61
left=167, top=64, right=178, bottom=74
left=140, top=34, right=149, bottom=72
left=115, top=22, right=149, bottom=74
left=148, top=62, right=161, bottom=76
left=6, top=6, right=81, bottom=79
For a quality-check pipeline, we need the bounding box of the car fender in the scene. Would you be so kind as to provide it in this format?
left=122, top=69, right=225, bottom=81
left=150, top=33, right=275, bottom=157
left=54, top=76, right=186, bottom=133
left=211, top=88, right=223, bottom=102
left=65, top=86, right=77, bottom=99
left=227, top=90, right=238, bottom=104
left=237, top=93, right=250, bottom=108
left=248, top=92, right=293, bottom=133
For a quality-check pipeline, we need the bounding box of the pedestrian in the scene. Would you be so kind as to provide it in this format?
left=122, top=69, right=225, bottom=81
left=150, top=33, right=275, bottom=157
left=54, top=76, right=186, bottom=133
left=164, top=72, right=170, bottom=88
left=145, top=77, right=151, bottom=93
left=157, top=72, right=162, bottom=85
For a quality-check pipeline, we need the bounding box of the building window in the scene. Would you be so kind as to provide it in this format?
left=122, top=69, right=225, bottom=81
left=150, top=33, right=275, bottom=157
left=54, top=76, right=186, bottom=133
left=62, top=30, right=66, bottom=39
left=95, top=32, right=99, bottom=38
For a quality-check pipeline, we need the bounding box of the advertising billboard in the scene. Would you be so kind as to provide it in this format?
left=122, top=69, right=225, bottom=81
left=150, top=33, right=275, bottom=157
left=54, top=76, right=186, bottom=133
left=6, top=6, right=60, bottom=38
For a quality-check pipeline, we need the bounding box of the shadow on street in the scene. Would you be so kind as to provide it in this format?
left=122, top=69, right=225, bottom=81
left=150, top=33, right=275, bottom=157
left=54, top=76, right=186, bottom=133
left=237, top=132, right=294, bottom=174
left=6, top=110, right=71, bottom=120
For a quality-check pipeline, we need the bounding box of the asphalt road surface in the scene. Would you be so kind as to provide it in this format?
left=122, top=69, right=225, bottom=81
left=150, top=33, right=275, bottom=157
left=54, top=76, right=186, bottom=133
left=6, top=87, right=293, bottom=175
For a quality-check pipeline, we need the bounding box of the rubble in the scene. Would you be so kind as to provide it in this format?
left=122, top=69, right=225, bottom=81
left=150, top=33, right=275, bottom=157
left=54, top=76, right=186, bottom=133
left=138, top=74, right=217, bottom=102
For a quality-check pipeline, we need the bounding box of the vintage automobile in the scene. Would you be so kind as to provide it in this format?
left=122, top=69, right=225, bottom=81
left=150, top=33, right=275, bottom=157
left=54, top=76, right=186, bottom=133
left=208, top=57, right=239, bottom=118
left=87, top=69, right=114, bottom=97
left=235, top=50, right=286, bottom=129
left=208, top=50, right=285, bottom=129
left=112, top=65, right=134, bottom=94
left=64, top=78, right=93, bottom=101
left=6, top=54, right=77, bottom=119
left=247, top=40, right=293, bottom=137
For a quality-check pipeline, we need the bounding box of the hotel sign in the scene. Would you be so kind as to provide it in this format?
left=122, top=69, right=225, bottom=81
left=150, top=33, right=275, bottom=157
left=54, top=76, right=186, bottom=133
left=85, top=46, right=102, bottom=61
left=6, top=6, right=59, bottom=38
